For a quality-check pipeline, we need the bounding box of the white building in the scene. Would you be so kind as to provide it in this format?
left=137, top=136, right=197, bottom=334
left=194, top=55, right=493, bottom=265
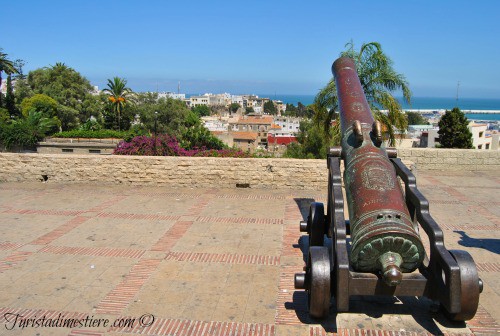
left=0, top=78, right=17, bottom=95
left=209, top=93, right=231, bottom=107
left=408, top=125, right=437, bottom=138
left=158, top=92, right=186, bottom=100
left=187, top=95, right=210, bottom=107
left=469, top=122, right=492, bottom=150
left=201, top=116, right=228, bottom=132
left=231, top=95, right=244, bottom=107
left=419, top=122, right=496, bottom=149
left=186, top=93, right=233, bottom=108
left=272, top=116, right=301, bottom=135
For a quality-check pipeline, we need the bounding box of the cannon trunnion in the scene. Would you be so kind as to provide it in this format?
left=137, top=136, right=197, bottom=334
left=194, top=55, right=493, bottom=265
left=294, top=57, right=482, bottom=322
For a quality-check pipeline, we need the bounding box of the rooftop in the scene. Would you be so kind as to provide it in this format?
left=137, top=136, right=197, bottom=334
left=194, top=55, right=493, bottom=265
left=231, top=131, right=259, bottom=140
left=229, top=116, right=274, bottom=125
left=0, top=170, right=498, bottom=335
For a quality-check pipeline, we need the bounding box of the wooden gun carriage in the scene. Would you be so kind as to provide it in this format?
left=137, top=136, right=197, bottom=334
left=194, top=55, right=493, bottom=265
left=294, top=57, right=482, bottom=322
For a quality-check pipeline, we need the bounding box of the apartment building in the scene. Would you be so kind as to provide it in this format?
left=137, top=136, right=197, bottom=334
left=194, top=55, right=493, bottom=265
left=228, top=115, right=273, bottom=148
left=419, top=122, right=496, bottom=149
left=186, top=95, right=210, bottom=108
left=469, top=123, right=492, bottom=149
left=242, top=95, right=271, bottom=114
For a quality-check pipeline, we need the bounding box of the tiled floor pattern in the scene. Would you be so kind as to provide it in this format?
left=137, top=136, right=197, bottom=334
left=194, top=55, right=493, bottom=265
left=0, top=170, right=498, bottom=335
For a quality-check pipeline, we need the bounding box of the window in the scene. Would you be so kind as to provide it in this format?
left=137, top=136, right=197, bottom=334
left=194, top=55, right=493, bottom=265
left=89, top=149, right=101, bottom=154
left=486, top=143, right=490, bottom=149
left=478, top=145, right=482, bottom=149
left=479, top=131, right=484, bottom=138
left=62, top=148, right=73, bottom=153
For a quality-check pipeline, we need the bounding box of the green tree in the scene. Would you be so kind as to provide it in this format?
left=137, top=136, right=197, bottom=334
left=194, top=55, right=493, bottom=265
left=192, top=105, right=211, bottom=117
left=437, top=107, right=473, bottom=148
left=315, top=41, right=411, bottom=147
left=14, top=78, right=33, bottom=108
left=297, top=102, right=306, bottom=117
left=406, top=111, right=429, bottom=125
left=132, top=97, right=192, bottom=136
left=0, top=48, right=19, bottom=108
left=21, top=94, right=58, bottom=118
left=13, top=59, right=26, bottom=79
left=79, top=93, right=105, bottom=125
left=283, top=103, right=298, bottom=117
left=103, top=77, right=134, bottom=130
left=27, top=63, right=93, bottom=112
left=136, top=91, right=159, bottom=105
left=229, top=103, right=240, bottom=114
left=284, top=119, right=337, bottom=159
left=57, top=105, right=80, bottom=131
left=4, top=74, right=18, bottom=117
left=263, top=100, right=277, bottom=115
left=20, top=93, right=83, bottom=131
left=245, top=107, right=254, bottom=114
left=180, top=124, right=226, bottom=150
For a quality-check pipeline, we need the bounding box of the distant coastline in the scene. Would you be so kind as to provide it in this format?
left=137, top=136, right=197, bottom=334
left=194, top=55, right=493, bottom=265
left=259, top=95, right=500, bottom=121
left=257, top=95, right=500, bottom=111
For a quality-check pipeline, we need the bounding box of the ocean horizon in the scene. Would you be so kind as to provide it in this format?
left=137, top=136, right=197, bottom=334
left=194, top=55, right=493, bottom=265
left=258, top=94, right=500, bottom=121
left=257, top=94, right=500, bottom=110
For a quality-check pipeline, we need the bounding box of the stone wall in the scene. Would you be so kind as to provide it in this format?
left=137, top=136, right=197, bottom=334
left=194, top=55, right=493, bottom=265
left=0, top=153, right=327, bottom=190
left=397, top=148, right=499, bottom=171
left=0, top=149, right=498, bottom=189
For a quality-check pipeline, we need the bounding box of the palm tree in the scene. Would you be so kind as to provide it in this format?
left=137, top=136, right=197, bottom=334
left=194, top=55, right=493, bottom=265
left=315, top=41, right=411, bottom=146
left=103, top=77, right=134, bottom=130
left=0, top=48, right=19, bottom=106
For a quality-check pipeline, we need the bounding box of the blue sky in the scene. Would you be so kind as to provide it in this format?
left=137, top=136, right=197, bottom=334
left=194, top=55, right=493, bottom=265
left=2, top=0, right=500, bottom=98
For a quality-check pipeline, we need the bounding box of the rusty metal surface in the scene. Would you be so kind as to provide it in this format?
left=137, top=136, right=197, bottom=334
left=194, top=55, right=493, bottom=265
left=332, top=57, right=425, bottom=283
left=294, top=57, right=482, bottom=322
left=392, top=158, right=482, bottom=320
left=306, top=246, right=331, bottom=318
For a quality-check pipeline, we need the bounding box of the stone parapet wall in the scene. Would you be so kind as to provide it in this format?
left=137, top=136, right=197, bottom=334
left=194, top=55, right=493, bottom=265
left=397, top=148, right=499, bottom=171
left=0, top=149, right=498, bottom=189
left=0, top=153, right=327, bottom=190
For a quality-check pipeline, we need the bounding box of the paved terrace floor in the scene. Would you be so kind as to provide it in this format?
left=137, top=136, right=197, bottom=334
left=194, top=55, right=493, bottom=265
left=0, top=170, right=498, bottom=336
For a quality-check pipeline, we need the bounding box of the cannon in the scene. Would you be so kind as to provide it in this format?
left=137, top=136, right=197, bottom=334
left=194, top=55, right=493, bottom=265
left=294, top=57, right=482, bottom=321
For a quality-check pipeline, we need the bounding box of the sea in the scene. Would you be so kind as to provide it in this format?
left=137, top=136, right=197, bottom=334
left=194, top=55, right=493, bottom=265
left=258, top=94, right=500, bottom=122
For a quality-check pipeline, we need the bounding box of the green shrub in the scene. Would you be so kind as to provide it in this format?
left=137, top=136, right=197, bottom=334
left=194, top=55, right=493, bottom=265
left=0, top=111, right=59, bottom=150
left=52, top=129, right=129, bottom=139
left=79, top=119, right=103, bottom=131
left=180, top=124, right=226, bottom=150
left=124, top=124, right=150, bottom=142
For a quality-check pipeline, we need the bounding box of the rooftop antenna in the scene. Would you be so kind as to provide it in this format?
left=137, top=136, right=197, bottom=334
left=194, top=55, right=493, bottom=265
left=456, top=81, right=460, bottom=105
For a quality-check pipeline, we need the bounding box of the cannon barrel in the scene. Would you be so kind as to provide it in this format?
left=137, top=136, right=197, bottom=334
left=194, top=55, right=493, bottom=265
left=332, top=57, right=424, bottom=286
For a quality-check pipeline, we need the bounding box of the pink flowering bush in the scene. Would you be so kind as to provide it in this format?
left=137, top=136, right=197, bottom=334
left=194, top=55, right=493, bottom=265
left=114, top=134, right=251, bottom=158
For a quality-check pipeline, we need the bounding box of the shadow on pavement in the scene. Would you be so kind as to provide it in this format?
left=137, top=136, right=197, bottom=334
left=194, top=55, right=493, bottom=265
left=293, top=198, right=315, bottom=221
left=455, top=230, right=500, bottom=254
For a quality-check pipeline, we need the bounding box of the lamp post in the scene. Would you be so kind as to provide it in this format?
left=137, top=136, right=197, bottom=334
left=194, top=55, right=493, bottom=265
left=154, top=111, right=158, bottom=155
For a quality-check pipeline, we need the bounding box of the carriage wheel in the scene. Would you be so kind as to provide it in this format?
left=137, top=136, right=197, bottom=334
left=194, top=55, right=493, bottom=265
left=306, top=246, right=331, bottom=318
left=443, top=250, right=482, bottom=321
left=308, top=202, right=326, bottom=247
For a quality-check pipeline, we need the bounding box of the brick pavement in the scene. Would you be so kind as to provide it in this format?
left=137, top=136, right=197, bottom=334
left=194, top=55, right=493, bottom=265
left=0, top=170, right=498, bottom=336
